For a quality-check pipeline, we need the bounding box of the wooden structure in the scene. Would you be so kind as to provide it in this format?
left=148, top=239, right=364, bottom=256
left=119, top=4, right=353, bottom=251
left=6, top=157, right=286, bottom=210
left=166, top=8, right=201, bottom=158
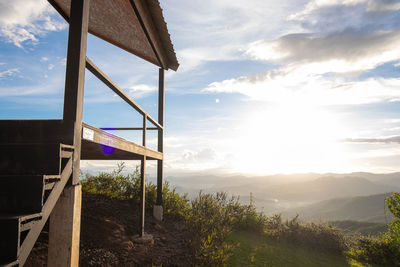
left=0, top=0, right=178, bottom=266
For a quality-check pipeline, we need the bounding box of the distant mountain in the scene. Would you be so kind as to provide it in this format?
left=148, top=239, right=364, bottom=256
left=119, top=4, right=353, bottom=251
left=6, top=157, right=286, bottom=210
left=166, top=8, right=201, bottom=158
left=266, top=176, right=398, bottom=202
left=330, top=220, right=387, bottom=236
left=282, top=193, right=394, bottom=223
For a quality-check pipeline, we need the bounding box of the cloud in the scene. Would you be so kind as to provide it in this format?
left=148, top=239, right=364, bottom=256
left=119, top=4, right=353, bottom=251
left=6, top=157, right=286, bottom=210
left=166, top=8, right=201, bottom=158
left=344, top=136, right=400, bottom=144
left=0, top=0, right=66, bottom=47
left=161, top=0, right=301, bottom=72
left=0, top=68, right=19, bottom=79
left=127, top=84, right=157, bottom=99
left=204, top=0, right=400, bottom=107
left=246, top=30, right=400, bottom=73
left=182, top=148, right=217, bottom=163
left=204, top=65, right=400, bottom=106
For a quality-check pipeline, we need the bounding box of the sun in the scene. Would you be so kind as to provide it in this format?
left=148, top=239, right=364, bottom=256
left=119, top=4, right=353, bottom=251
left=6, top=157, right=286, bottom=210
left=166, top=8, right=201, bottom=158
left=231, top=103, right=353, bottom=174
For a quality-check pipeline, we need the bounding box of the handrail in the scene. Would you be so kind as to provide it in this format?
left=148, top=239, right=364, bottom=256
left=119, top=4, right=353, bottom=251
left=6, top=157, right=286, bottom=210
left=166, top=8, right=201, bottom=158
left=101, top=127, right=158, bottom=130
left=85, top=57, right=163, bottom=130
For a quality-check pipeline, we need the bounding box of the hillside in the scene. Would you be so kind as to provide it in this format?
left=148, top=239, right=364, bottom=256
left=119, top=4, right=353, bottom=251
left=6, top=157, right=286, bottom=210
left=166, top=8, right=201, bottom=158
left=25, top=193, right=193, bottom=266
left=282, top=193, right=394, bottom=223
left=171, top=174, right=399, bottom=215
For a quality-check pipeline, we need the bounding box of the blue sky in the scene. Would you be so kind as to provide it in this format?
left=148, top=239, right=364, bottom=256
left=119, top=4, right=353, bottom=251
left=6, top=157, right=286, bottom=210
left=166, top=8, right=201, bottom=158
left=1, top=0, right=400, bottom=176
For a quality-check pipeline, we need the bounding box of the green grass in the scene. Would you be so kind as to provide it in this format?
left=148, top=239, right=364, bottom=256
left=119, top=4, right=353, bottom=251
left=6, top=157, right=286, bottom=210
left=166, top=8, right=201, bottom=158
left=227, top=231, right=373, bottom=267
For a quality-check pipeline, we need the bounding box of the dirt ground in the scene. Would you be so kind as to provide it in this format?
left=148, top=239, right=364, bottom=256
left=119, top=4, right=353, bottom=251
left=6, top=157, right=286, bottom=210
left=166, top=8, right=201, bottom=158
left=25, top=193, right=193, bottom=267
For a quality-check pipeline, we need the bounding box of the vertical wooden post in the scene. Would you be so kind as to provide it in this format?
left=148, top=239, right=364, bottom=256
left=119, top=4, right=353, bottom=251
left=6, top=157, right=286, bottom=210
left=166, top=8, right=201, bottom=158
left=157, top=68, right=164, bottom=205
left=62, top=0, right=90, bottom=185
left=154, top=68, right=164, bottom=221
left=140, top=114, right=147, bottom=236
left=49, top=0, right=89, bottom=266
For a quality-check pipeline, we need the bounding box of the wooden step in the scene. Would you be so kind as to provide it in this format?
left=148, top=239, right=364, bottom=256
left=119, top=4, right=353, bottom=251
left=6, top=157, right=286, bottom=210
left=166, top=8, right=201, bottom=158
left=0, top=175, right=59, bottom=214
left=0, top=120, right=65, bottom=144
left=0, top=213, right=42, bottom=266
left=0, top=144, right=62, bottom=175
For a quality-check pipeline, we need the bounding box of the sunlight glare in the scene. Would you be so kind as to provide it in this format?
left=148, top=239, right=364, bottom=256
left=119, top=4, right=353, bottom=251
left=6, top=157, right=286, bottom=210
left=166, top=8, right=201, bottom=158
left=232, top=103, right=352, bottom=174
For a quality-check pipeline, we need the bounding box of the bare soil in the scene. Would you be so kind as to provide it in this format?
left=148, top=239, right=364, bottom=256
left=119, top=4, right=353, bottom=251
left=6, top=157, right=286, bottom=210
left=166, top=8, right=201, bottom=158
left=25, top=193, right=193, bottom=266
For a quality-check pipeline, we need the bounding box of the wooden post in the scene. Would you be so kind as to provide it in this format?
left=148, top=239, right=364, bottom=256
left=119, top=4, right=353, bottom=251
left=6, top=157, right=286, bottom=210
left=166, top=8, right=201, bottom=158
left=140, top=114, right=147, bottom=236
left=62, top=0, right=90, bottom=185
left=154, top=68, right=164, bottom=221
left=48, top=185, right=82, bottom=267
left=49, top=0, right=89, bottom=266
left=157, top=68, right=164, bottom=205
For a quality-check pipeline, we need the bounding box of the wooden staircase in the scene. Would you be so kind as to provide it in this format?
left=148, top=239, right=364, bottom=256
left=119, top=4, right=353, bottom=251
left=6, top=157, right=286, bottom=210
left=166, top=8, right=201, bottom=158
left=0, top=143, right=74, bottom=266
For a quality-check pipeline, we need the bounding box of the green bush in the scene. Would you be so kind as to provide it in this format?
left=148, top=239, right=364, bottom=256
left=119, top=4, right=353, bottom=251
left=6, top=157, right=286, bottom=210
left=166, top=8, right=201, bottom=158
left=263, top=214, right=347, bottom=254
left=349, top=235, right=400, bottom=266
left=81, top=163, right=189, bottom=218
left=81, top=165, right=400, bottom=267
left=186, top=192, right=238, bottom=266
left=81, top=162, right=140, bottom=200
left=385, top=192, right=400, bottom=243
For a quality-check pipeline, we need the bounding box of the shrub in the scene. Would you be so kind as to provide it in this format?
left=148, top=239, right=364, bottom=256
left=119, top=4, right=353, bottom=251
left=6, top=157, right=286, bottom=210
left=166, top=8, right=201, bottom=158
left=264, top=214, right=347, bottom=254
left=81, top=163, right=189, bottom=216
left=385, top=192, right=400, bottom=243
left=81, top=162, right=140, bottom=200
left=185, top=192, right=238, bottom=266
left=349, top=235, right=400, bottom=266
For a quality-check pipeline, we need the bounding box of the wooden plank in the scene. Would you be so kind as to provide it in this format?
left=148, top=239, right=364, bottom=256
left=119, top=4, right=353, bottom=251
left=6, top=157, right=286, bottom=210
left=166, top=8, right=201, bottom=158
left=81, top=123, right=163, bottom=160
left=0, top=218, right=20, bottom=266
left=0, top=144, right=61, bottom=175
left=85, top=57, right=163, bottom=130
left=0, top=175, right=45, bottom=214
left=0, top=120, right=64, bottom=144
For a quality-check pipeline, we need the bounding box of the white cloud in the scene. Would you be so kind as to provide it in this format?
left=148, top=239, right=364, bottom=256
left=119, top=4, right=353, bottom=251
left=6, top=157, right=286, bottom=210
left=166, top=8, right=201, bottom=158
left=160, top=0, right=301, bottom=72
left=204, top=66, right=400, bottom=106
left=0, top=0, right=67, bottom=47
left=289, top=0, right=367, bottom=22
left=127, top=84, right=157, bottom=98
left=48, top=64, right=55, bottom=70
left=0, top=68, right=19, bottom=79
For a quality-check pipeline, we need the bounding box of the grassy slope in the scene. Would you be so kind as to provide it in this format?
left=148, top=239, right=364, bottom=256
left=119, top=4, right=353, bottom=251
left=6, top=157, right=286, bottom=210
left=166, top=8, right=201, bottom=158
left=226, top=231, right=375, bottom=267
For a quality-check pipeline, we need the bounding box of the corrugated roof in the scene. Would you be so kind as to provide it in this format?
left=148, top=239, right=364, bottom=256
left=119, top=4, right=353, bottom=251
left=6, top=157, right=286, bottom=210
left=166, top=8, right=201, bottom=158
left=53, top=0, right=179, bottom=71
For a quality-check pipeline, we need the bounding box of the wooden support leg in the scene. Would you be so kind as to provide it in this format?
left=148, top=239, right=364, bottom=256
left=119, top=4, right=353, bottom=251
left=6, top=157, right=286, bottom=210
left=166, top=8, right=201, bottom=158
left=153, top=159, right=163, bottom=221
left=48, top=184, right=82, bottom=267
left=140, top=156, right=146, bottom=236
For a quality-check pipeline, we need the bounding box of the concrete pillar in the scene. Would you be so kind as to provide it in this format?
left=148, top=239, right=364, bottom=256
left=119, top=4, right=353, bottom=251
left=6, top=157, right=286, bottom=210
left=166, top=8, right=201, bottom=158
left=153, top=205, right=163, bottom=221
left=48, top=184, right=82, bottom=267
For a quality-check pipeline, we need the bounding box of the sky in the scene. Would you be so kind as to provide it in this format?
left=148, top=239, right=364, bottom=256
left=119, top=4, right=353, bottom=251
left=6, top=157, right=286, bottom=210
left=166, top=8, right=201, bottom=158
left=1, top=0, right=400, bottom=176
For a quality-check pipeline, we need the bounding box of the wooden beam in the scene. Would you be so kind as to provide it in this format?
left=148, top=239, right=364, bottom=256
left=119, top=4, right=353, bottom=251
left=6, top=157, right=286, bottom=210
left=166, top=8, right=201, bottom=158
left=129, top=0, right=167, bottom=69
left=47, top=0, right=69, bottom=22
left=62, top=0, right=90, bottom=185
left=100, top=127, right=158, bottom=131
left=157, top=68, right=164, bottom=206
left=85, top=57, right=163, bottom=130
left=81, top=123, right=162, bottom=160
left=139, top=115, right=147, bottom=236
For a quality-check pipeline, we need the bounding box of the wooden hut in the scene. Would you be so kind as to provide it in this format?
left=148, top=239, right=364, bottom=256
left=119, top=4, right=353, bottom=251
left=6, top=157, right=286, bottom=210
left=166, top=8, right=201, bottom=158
left=0, top=0, right=178, bottom=265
